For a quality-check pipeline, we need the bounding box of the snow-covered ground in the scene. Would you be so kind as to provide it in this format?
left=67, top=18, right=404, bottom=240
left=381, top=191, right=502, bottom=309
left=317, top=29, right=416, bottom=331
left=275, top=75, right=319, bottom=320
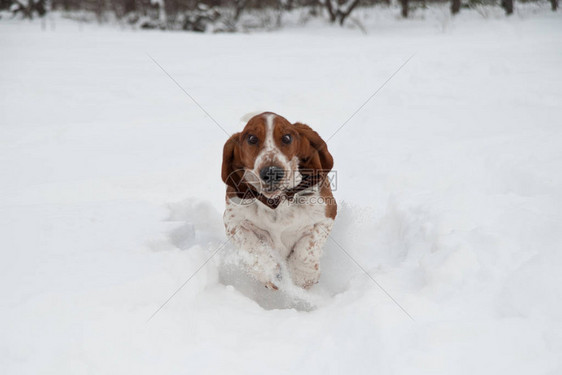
left=1, top=7, right=562, bottom=374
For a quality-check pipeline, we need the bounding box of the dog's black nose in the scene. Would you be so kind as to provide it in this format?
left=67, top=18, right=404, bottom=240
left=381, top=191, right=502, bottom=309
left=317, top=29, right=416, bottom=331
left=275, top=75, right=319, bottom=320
left=260, top=166, right=285, bottom=184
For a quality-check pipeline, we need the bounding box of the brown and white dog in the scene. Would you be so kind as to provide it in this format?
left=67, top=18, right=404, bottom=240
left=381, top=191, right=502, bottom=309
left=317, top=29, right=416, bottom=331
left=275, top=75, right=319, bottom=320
left=221, top=112, right=336, bottom=290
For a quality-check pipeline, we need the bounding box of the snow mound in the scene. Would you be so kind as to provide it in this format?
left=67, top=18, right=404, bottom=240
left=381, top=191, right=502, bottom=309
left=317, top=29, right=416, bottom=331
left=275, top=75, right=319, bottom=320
left=156, top=197, right=468, bottom=315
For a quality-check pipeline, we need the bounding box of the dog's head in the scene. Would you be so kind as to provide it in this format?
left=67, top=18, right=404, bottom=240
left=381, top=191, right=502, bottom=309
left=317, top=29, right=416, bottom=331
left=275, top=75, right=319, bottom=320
left=221, top=112, right=333, bottom=199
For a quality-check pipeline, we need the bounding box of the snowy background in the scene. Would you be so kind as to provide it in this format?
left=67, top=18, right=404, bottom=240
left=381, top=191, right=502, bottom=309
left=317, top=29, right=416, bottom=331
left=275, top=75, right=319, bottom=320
left=1, top=7, right=562, bottom=374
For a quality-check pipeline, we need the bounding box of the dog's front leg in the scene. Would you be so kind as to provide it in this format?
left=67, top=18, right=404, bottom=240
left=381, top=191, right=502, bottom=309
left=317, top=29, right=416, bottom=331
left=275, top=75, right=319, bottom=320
left=287, top=221, right=333, bottom=289
left=226, top=220, right=281, bottom=289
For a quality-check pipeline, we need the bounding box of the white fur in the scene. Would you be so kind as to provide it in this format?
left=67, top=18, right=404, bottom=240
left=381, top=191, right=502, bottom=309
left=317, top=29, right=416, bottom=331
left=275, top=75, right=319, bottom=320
left=263, top=113, right=276, bottom=152
left=224, top=187, right=333, bottom=289
left=240, top=111, right=264, bottom=124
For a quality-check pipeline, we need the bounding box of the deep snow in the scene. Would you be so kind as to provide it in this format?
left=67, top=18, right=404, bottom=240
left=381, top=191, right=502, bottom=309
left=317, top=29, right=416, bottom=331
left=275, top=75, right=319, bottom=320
left=1, top=7, right=562, bottom=374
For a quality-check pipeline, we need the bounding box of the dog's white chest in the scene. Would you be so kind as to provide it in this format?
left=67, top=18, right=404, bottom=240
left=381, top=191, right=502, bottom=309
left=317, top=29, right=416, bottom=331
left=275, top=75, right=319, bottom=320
left=224, top=192, right=330, bottom=259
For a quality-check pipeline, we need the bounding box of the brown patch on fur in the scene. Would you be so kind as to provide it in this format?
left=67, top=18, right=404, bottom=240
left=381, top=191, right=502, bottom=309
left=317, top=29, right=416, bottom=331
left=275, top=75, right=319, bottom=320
left=293, top=122, right=334, bottom=180
left=265, top=281, right=278, bottom=290
left=320, top=178, right=337, bottom=219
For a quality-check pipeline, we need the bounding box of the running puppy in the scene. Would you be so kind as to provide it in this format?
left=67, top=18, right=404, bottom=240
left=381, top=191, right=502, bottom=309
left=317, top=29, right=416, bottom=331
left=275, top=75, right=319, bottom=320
left=221, top=112, right=336, bottom=289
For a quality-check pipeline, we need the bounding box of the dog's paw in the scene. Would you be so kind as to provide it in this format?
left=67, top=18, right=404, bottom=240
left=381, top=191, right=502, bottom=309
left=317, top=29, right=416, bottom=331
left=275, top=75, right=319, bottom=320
left=300, top=278, right=318, bottom=290
left=252, top=263, right=282, bottom=291
left=288, top=261, right=320, bottom=290
left=264, top=265, right=283, bottom=290
left=297, top=277, right=318, bottom=290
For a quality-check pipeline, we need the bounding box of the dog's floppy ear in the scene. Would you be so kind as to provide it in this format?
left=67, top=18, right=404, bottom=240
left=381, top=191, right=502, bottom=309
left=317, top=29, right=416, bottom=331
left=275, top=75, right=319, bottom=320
left=221, top=132, right=243, bottom=191
left=294, top=122, right=333, bottom=181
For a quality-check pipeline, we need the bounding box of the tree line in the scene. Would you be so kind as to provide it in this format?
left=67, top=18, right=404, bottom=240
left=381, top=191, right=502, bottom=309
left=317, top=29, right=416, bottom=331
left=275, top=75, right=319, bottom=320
left=1, top=0, right=558, bottom=31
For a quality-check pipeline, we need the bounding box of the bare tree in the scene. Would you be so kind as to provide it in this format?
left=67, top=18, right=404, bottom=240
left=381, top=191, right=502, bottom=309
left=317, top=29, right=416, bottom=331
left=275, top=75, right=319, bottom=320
left=501, top=0, right=513, bottom=14
left=82, top=0, right=107, bottom=23
left=324, top=0, right=360, bottom=26
left=551, top=0, right=558, bottom=11
left=400, top=0, right=408, bottom=17
left=9, top=0, right=47, bottom=18
left=233, top=0, right=246, bottom=21
left=451, top=0, right=461, bottom=14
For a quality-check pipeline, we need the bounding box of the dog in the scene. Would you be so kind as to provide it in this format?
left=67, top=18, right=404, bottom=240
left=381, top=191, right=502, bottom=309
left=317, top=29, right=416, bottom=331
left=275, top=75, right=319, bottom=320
left=221, top=112, right=336, bottom=290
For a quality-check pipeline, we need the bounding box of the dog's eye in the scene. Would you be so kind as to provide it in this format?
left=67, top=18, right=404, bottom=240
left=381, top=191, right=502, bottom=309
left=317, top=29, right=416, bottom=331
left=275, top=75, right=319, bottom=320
left=247, top=134, right=258, bottom=145
left=281, top=134, right=292, bottom=145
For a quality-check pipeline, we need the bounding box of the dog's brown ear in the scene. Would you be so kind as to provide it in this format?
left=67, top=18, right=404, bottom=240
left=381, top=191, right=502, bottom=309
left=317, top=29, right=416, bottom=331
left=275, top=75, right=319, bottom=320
left=294, top=122, right=333, bottom=181
left=221, top=132, right=242, bottom=190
